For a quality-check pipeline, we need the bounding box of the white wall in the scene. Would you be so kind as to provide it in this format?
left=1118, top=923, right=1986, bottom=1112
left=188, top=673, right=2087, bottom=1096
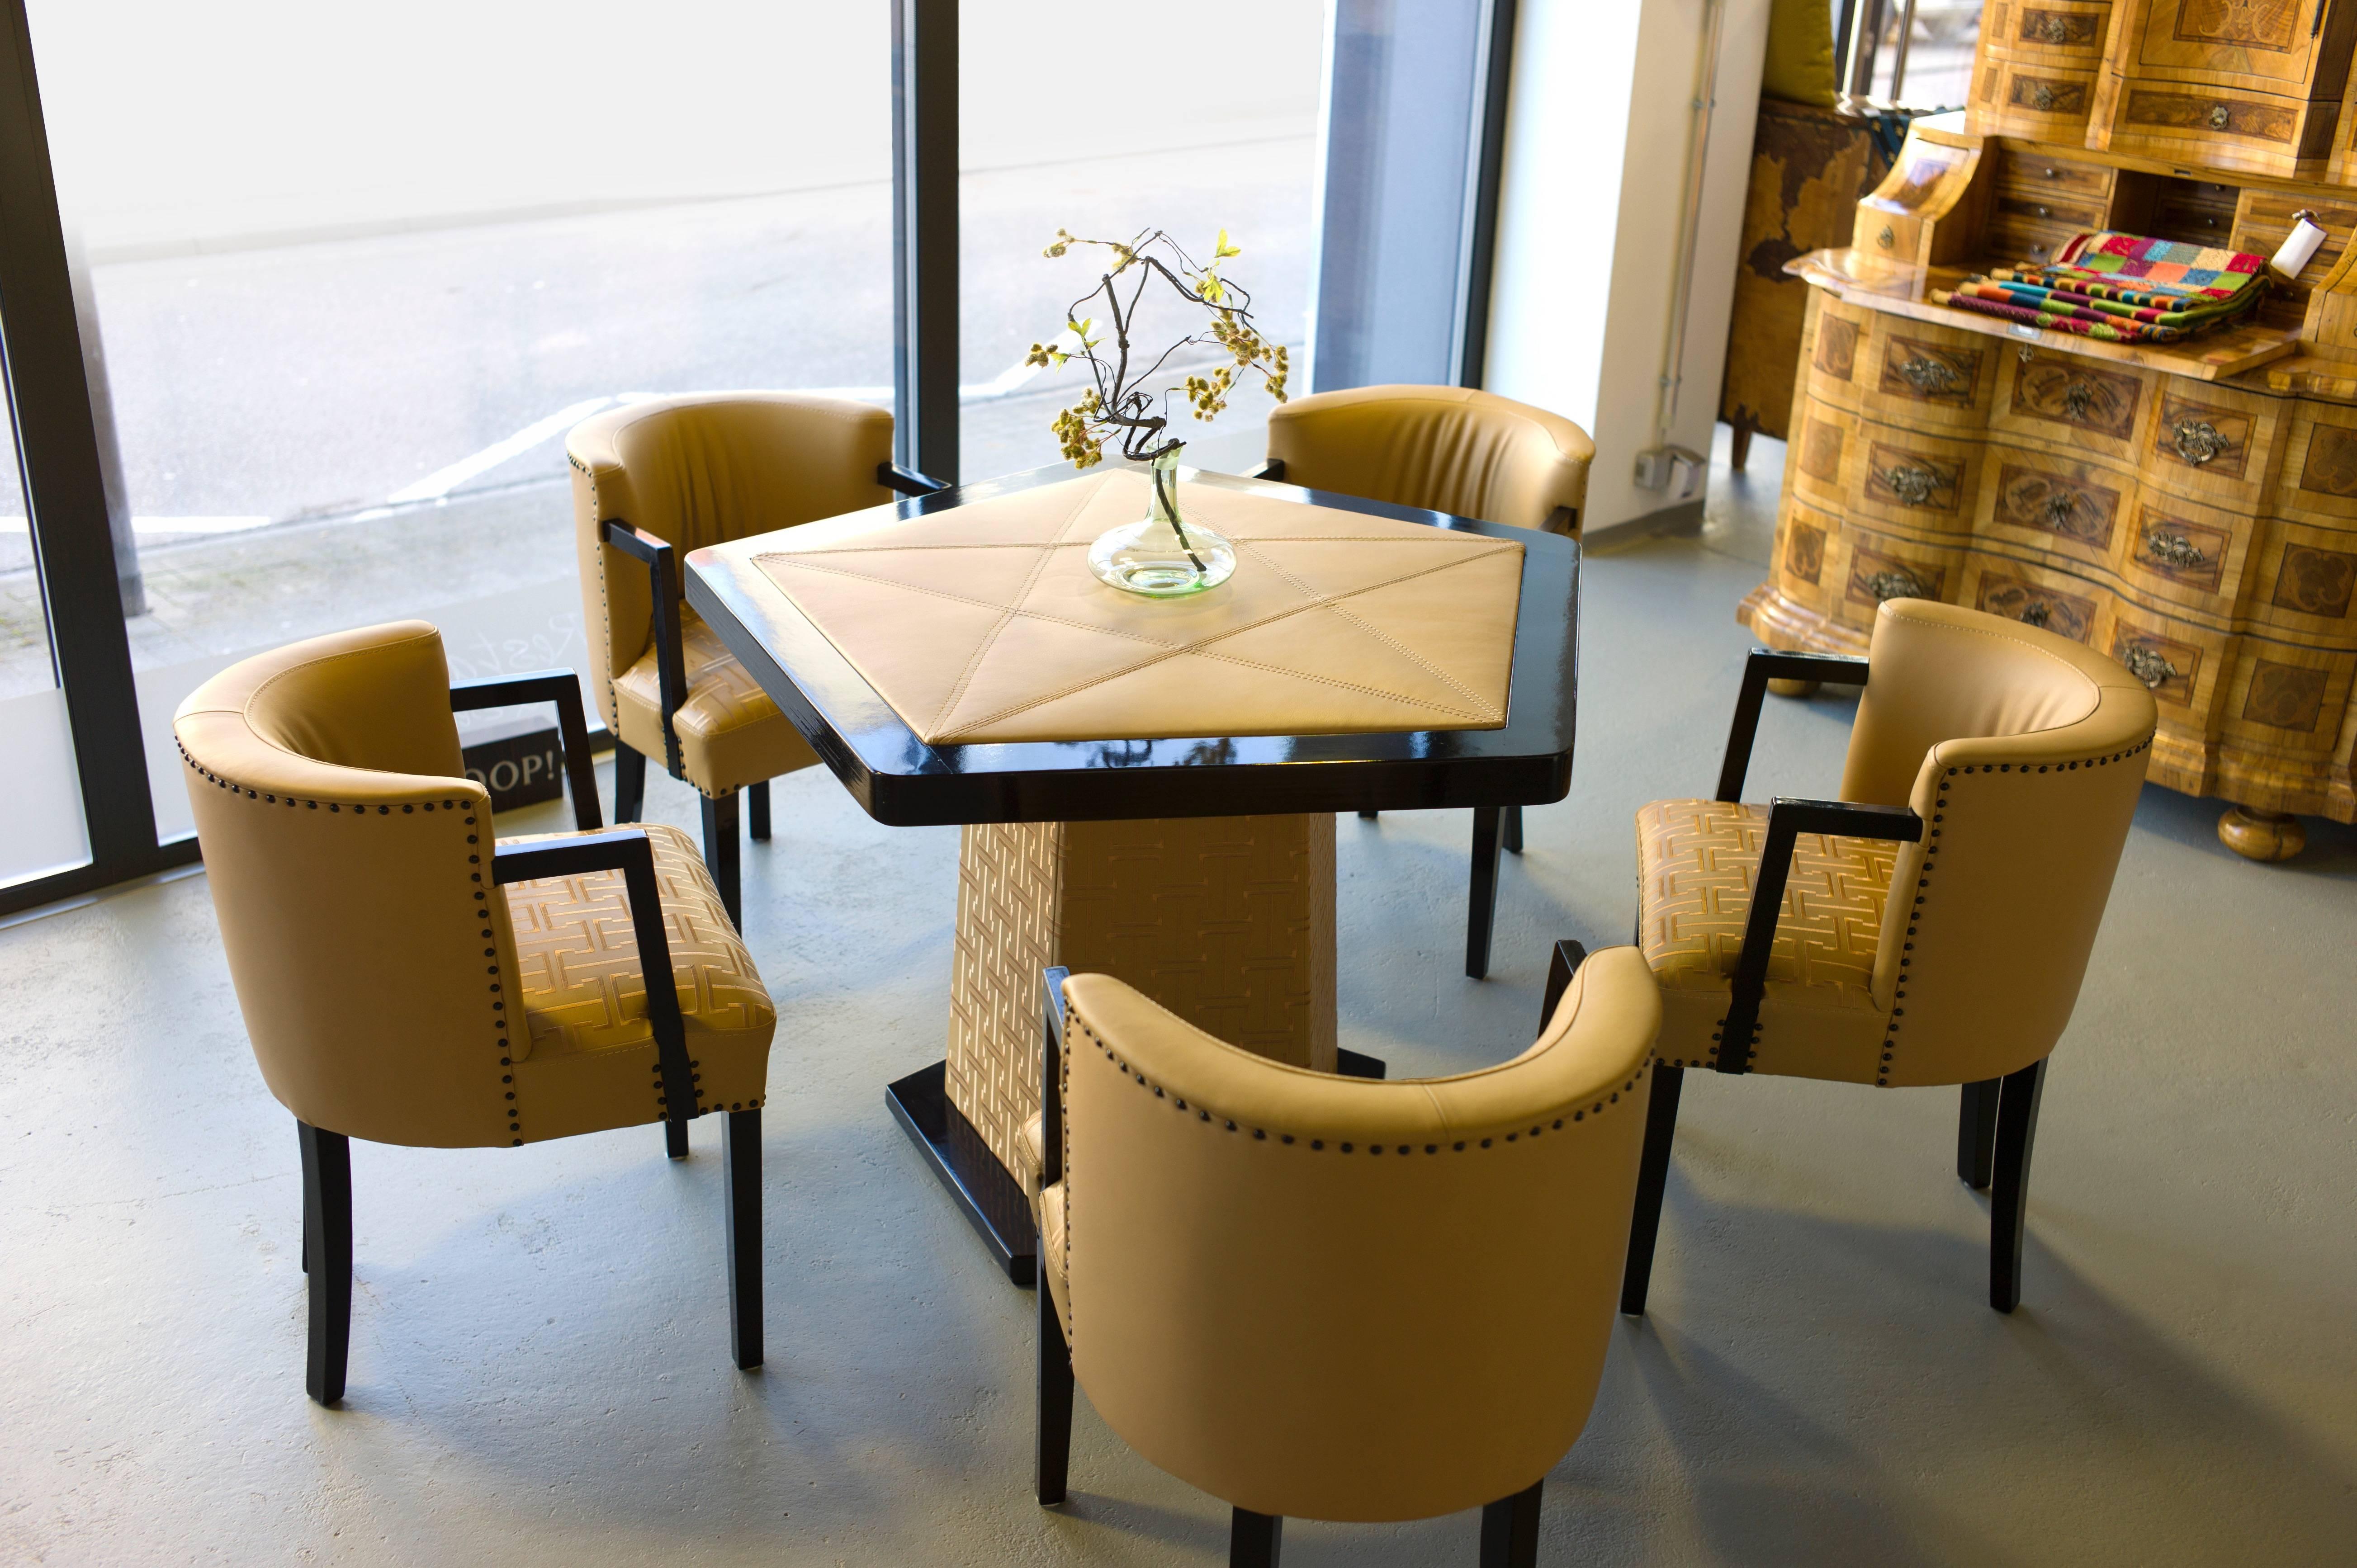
left=1485, top=0, right=1770, bottom=534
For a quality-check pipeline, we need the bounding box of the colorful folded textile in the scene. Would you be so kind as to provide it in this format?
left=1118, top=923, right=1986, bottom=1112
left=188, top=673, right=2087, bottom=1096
left=1932, top=230, right=2267, bottom=343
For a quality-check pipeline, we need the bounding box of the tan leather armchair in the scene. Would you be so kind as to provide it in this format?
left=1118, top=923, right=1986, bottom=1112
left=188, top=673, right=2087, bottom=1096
left=174, top=621, right=776, bottom=1406
left=567, top=392, right=945, bottom=926
left=1030, top=943, right=1661, bottom=1566
left=1623, top=599, right=2158, bottom=1317
left=1261, top=384, right=1596, bottom=980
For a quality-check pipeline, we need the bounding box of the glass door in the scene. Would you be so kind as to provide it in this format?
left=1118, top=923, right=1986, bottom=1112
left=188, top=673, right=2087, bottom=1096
left=0, top=406, right=91, bottom=888
left=26, top=0, right=894, bottom=841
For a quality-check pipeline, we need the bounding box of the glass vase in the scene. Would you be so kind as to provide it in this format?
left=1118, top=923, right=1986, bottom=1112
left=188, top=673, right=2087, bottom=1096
left=1087, top=447, right=1235, bottom=596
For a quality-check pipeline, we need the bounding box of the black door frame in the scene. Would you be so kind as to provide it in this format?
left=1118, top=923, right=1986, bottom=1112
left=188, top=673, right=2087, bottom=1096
left=0, top=0, right=1519, bottom=918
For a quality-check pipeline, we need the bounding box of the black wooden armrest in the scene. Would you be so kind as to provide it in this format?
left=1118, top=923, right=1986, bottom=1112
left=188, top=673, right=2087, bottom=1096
left=600, top=518, right=686, bottom=779
left=1717, top=798, right=1923, bottom=1076
left=1716, top=647, right=1873, bottom=803
left=1539, top=939, right=1590, bottom=1034
left=1245, top=457, right=1285, bottom=482
left=450, top=669, right=603, bottom=831
left=495, top=829, right=694, bottom=1124
left=1040, top=965, right=1071, bottom=1187
left=878, top=461, right=951, bottom=497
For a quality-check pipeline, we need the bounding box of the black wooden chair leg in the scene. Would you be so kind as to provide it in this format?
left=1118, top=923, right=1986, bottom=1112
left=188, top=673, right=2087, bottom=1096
left=1037, top=1254, right=1074, bottom=1505
left=748, top=779, right=771, bottom=841
left=612, top=741, right=647, bottom=823
left=1989, top=1057, right=2049, bottom=1313
left=298, top=1120, right=352, bottom=1406
left=1230, top=1508, right=1283, bottom=1567
left=1480, top=1479, right=1543, bottom=1568
left=1503, top=803, right=1524, bottom=854
left=1621, top=1061, right=1685, bottom=1315
left=1466, top=806, right=1505, bottom=979
left=724, top=1108, right=762, bottom=1369
left=665, top=1116, right=690, bottom=1159
left=1957, top=1077, right=2002, bottom=1190
left=700, top=790, right=742, bottom=930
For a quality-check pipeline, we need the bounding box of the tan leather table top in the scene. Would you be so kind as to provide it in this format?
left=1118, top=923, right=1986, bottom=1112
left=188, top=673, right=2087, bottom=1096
left=748, top=468, right=1523, bottom=745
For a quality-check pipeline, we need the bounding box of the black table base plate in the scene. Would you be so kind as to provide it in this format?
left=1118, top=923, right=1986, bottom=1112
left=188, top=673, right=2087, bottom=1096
left=886, top=1061, right=1036, bottom=1287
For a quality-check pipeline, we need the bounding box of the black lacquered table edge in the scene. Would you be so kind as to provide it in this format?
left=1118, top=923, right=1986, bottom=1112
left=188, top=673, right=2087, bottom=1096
left=683, top=463, right=1581, bottom=827
left=684, top=463, right=1581, bottom=1284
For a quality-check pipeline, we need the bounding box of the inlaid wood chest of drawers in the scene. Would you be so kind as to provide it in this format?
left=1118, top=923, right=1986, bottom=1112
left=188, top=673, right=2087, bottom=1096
left=1750, top=289, right=2357, bottom=824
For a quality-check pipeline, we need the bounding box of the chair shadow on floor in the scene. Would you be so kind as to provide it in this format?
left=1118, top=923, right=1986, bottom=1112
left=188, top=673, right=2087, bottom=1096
left=1607, top=1159, right=2357, bottom=1564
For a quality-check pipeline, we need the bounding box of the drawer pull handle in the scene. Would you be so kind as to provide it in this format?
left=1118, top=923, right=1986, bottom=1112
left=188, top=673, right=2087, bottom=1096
left=1865, top=568, right=1932, bottom=602
left=2118, top=644, right=2180, bottom=690
left=2028, top=82, right=2060, bottom=112
left=1896, top=354, right=1964, bottom=394
left=2061, top=380, right=2097, bottom=420
left=2042, top=491, right=2080, bottom=526
left=2043, top=165, right=2061, bottom=178
left=2032, top=14, right=2072, bottom=43
left=1879, top=464, right=1947, bottom=506
left=2147, top=530, right=2209, bottom=569
left=2210, top=104, right=2231, bottom=129
left=2036, top=204, right=2052, bottom=217
left=1878, top=223, right=1896, bottom=249
left=2172, top=418, right=2231, bottom=465
left=2020, top=601, right=2055, bottom=629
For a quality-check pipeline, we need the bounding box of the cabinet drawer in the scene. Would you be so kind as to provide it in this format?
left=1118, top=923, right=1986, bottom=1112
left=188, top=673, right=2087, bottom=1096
left=1994, top=349, right=2153, bottom=463
left=1832, top=529, right=1965, bottom=635
left=2272, top=404, right=2357, bottom=523
left=1994, top=145, right=2116, bottom=202
left=2115, top=491, right=2253, bottom=618
left=1988, top=61, right=2099, bottom=135
left=1991, top=189, right=2108, bottom=231
left=1851, top=420, right=1987, bottom=533
left=1988, top=1, right=2112, bottom=66
left=1964, top=553, right=2110, bottom=647
left=1790, top=401, right=1854, bottom=511
left=2248, top=519, right=2357, bottom=638
left=1804, top=298, right=1870, bottom=412
left=1860, top=314, right=1999, bottom=430
left=1986, top=214, right=2086, bottom=269
left=2219, top=643, right=2357, bottom=756
left=2109, top=606, right=2233, bottom=718
left=1771, top=496, right=1841, bottom=614
left=2144, top=380, right=2283, bottom=512
left=1980, top=446, right=2137, bottom=570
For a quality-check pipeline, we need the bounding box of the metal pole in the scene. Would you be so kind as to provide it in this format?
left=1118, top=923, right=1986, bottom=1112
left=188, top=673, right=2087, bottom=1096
left=1453, top=0, right=1519, bottom=390
left=1888, top=0, right=1919, bottom=102
left=1657, top=0, right=1729, bottom=444
left=891, top=0, right=959, bottom=483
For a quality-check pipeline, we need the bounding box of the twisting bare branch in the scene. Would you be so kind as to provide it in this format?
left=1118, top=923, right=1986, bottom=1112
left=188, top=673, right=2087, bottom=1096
left=1029, top=226, right=1290, bottom=471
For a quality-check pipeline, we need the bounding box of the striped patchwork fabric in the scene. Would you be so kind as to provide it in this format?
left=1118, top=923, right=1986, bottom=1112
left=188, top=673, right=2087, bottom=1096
left=1935, top=230, right=2267, bottom=344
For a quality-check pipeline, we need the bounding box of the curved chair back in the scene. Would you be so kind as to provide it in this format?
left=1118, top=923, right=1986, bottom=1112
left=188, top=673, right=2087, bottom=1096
left=567, top=392, right=896, bottom=732
left=1055, top=946, right=1661, bottom=1525
left=175, top=621, right=517, bottom=1148
left=1264, top=383, right=1595, bottom=535
left=1845, top=600, right=2158, bottom=1083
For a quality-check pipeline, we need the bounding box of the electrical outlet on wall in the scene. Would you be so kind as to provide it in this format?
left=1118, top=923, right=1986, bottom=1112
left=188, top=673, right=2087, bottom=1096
left=1633, top=445, right=1706, bottom=501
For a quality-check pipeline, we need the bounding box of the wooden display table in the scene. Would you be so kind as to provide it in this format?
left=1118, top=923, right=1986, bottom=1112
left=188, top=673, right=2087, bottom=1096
left=685, top=464, right=1581, bottom=1280
left=1743, top=106, right=2357, bottom=858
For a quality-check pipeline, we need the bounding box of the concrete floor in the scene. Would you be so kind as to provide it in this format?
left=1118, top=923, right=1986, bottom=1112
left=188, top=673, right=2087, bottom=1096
left=3, top=436, right=2352, bottom=1565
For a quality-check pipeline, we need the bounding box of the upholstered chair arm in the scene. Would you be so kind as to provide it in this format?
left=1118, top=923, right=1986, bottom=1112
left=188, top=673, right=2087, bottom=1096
left=877, top=460, right=951, bottom=497
left=1041, top=964, right=1071, bottom=1188
left=493, top=829, right=694, bottom=1132
left=450, top=670, right=603, bottom=831
left=1716, top=647, right=1873, bottom=802
left=599, top=520, right=687, bottom=779
left=1717, top=797, right=1923, bottom=1075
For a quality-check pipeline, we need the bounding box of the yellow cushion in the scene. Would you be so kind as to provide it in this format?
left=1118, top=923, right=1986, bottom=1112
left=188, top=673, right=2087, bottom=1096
left=1763, top=0, right=1838, bottom=110
left=1636, top=798, right=1896, bottom=1084
left=502, top=821, right=774, bottom=1142
left=612, top=608, right=817, bottom=795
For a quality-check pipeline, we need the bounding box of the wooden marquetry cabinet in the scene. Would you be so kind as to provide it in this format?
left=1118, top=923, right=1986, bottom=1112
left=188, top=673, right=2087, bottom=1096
left=1747, top=2, right=2357, bottom=855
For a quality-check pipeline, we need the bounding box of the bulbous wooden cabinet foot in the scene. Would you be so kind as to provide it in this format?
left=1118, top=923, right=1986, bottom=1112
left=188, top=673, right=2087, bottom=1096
left=2218, top=806, right=2306, bottom=861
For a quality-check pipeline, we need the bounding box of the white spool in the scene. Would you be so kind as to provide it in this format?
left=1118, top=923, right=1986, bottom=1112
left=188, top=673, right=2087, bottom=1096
left=2272, top=212, right=2329, bottom=279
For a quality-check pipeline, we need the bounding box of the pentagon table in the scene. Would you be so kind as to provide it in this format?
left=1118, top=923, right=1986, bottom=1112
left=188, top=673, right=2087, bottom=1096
left=686, top=464, right=1581, bottom=1282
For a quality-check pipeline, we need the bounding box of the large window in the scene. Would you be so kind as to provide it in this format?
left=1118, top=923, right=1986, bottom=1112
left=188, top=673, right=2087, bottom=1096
left=25, top=0, right=893, bottom=840
left=956, top=0, right=1326, bottom=480
left=0, top=410, right=90, bottom=887
left=1841, top=0, right=1981, bottom=111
